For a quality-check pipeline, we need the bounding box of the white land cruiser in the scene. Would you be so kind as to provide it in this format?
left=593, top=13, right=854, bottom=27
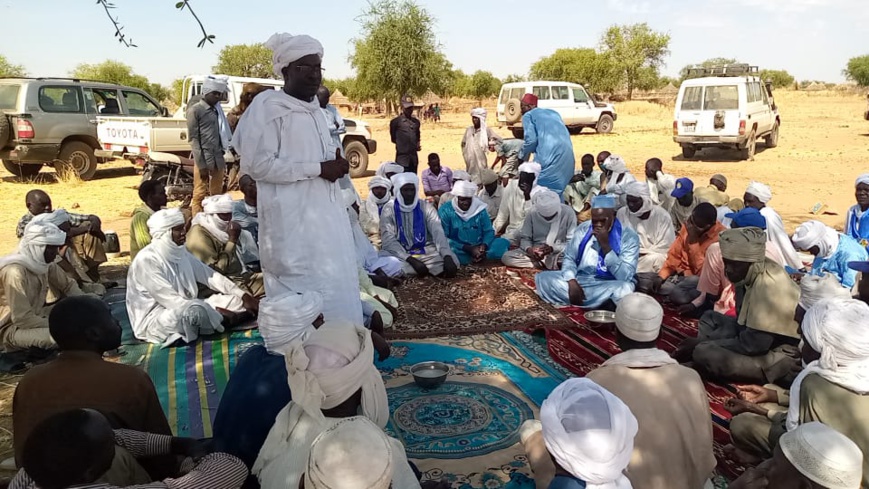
left=673, top=65, right=780, bottom=161
left=496, top=81, right=617, bottom=138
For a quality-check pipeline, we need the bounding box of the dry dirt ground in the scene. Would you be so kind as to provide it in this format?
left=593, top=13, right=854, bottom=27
left=0, top=89, right=865, bottom=471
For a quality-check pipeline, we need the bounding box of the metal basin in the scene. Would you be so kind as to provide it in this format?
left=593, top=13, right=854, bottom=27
left=584, top=310, right=616, bottom=327
left=410, top=361, right=450, bottom=389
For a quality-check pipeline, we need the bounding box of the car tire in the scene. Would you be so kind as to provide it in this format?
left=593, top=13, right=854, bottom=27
left=740, top=131, right=756, bottom=161
left=510, top=127, right=524, bottom=139
left=2, top=159, right=42, bottom=178
left=0, top=115, right=11, bottom=149
left=681, top=145, right=696, bottom=159
left=344, top=140, right=369, bottom=178
left=56, top=141, right=98, bottom=180
left=568, top=126, right=583, bottom=135
left=505, top=99, right=522, bottom=124
left=764, top=122, right=780, bottom=148
left=595, top=114, right=614, bottom=134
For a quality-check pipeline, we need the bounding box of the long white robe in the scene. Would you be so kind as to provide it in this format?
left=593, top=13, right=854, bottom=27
left=606, top=172, right=637, bottom=210
left=617, top=205, right=676, bottom=273
left=234, top=90, right=362, bottom=324
left=493, top=180, right=533, bottom=244
left=647, top=172, right=676, bottom=209
left=760, top=206, right=803, bottom=271
left=502, top=205, right=577, bottom=269
left=126, top=246, right=246, bottom=346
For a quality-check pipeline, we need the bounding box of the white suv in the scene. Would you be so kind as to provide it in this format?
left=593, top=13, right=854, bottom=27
left=673, top=65, right=780, bottom=161
left=496, top=81, right=617, bottom=138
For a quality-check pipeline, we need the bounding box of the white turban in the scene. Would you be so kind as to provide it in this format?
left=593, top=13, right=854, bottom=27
left=259, top=291, right=323, bottom=354
left=202, top=75, right=229, bottom=95
left=788, top=298, right=869, bottom=431
left=265, top=32, right=324, bottom=78
left=856, top=174, right=869, bottom=188
left=624, top=181, right=652, bottom=217
left=541, top=378, right=637, bottom=489
left=471, top=108, right=488, bottom=150
left=532, top=188, right=561, bottom=217
left=368, top=176, right=392, bottom=191
left=799, top=273, right=851, bottom=309
left=375, top=162, right=404, bottom=178
left=147, top=208, right=185, bottom=240
left=0, top=222, right=67, bottom=275
left=202, top=194, right=235, bottom=214
left=602, top=155, right=628, bottom=174
left=746, top=181, right=772, bottom=203
left=452, top=180, right=478, bottom=198
left=305, top=416, right=394, bottom=489
left=615, top=293, right=663, bottom=342
left=390, top=173, right=419, bottom=213
left=452, top=170, right=472, bottom=182
left=518, top=162, right=542, bottom=178
left=779, top=422, right=863, bottom=489
left=792, top=220, right=840, bottom=259
left=191, top=194, right=236, bottom=244
left=28, top=209, right=70, bottom=228
left=285, top=320, right=390, bottom=428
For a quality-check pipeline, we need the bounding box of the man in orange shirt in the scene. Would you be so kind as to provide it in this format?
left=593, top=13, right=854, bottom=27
left=658, top=203, right=726, bottom=305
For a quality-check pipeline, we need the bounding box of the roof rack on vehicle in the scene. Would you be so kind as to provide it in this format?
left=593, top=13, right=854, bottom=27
left=0, top=76, right=114, bottom=84
left=687, top=64, right=760, bottom=78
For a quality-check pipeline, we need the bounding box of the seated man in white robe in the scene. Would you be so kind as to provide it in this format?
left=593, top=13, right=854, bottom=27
left=254, top=320, right=422, bottom=489
left=744, top=181, right=805, bottom=272
left=437, top=169, right=472, bottom=207
left=493, top=163, right=540, bottom=245
left=502, top=188, right=576, bottom=270
left=0, top=222, right=85, bottom=351
left=360, top=176, right=392, bottom=248
left=536, top=195, right=640, bottom=309
left=380, top=173, right=459, bottom=278
left=126, top=209, right=260, bottom=347
left=617, top=181, right=675, bottom=279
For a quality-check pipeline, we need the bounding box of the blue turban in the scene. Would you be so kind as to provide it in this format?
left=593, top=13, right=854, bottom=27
left=726, top=207, right=766, bottom=229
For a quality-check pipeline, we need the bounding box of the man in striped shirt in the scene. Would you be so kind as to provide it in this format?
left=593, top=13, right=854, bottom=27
left=10, top=409, right=248, bottom=489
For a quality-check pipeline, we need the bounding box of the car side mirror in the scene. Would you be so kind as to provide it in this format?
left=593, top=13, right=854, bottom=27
left=161, top=106, right=169, bottom=117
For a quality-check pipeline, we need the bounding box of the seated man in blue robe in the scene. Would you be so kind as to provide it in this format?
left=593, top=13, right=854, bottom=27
left=438, top=181, right=509, bottom=265
left=791, top=220, right=868, bottom=289
left=536, top=194, right=640, bottom=308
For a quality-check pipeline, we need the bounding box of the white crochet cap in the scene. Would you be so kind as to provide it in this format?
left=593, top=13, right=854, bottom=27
left=779, top=422, right=863, bottom=489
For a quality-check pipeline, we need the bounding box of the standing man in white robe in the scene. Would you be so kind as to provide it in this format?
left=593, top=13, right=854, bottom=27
left=126, top=209, right=259, bottom=347
left=743, top=181, right=805, bottom=272
left=234, top=33, right=362, bottom=325
left=461, top=108, right=497, bottom=183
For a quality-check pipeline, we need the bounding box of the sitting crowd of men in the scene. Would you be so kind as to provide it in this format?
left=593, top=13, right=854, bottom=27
left=2, top=29, right=869, bottom=489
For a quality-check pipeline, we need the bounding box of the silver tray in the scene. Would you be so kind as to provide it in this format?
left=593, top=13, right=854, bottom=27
left=584, top=310, right=616, bottom=325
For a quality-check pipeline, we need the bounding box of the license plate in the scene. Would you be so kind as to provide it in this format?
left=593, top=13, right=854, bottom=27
left=683, top=124, right=695, bottom=133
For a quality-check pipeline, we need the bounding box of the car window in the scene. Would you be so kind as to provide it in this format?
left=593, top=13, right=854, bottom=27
left=680, top=86, right=703, bottom=110
left=86, top=88, right=122, bottom=115
left=499, top=88, right=509, bottom=105
left=704, top=85, right=739, bottom=110
left=509, top=87, right=524, bottom=101
left=123, top=90, right=162, bottom=116
left=38, top=86, right=83, bottom=113
left=573, top=88, right=589, bottom=103
left=551, top=86, right=569, bottom=100
left=761, top=86, right=770, bottom=105
left=533, top=86, right=551, bottom=100
left=0, top=84, right=20, bottom=110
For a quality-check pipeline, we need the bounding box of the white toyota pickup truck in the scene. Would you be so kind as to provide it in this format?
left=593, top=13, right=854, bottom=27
left=96, top=75, right=377, bottom=177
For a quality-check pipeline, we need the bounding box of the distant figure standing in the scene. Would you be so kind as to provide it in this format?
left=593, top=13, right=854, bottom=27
left=518, top=94, right=575, bottom=199
left=318, top=85, right=356, bottom=195
left=390, top=95, right=421, bottom=174
left=187, top=75, right=232, bottom=215
left=461, top=108, right=497, bottom=183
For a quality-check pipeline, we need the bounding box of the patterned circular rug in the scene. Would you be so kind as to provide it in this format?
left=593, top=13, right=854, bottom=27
left=387, top=381, right=534, bottom=459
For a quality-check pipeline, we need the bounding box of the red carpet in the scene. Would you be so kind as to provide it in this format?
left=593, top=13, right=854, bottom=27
left=519, top=273, right=747, bottom=480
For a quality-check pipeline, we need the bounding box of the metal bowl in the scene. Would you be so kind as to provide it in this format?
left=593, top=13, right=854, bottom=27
left=584, top=310, right=616, bottom=327
left=410, top=361, right=450, bottom=389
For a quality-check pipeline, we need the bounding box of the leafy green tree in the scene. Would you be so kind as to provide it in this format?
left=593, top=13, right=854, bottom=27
left=844, top=55, right=869, bottom=87
left=466, top=71, right=501, bottom=103
left=170, top=78, right=185, bottom=105
left=760, top=69, right=795, bottom=89
left=502, top=74, right=526, bottom=84
left=350, top=0, right=452, bottom=112
left=71, top=60, right=169, bottom=102
left=0, top=54, right=26, bottom=77
left=530, top=48, right=620, bottom=94
left=213, top=43, right=275, bottom=79
left=679, top=58, right=739, bottom=80
left=600, top=23, right=670, bottom=99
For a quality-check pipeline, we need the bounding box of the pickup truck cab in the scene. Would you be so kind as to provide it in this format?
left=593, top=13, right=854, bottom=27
left=0, top=78, right=170, bottom=179
left=496, top=81, right=617, bottom=138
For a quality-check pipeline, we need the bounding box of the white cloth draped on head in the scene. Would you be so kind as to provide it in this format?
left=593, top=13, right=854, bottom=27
left=202, top=75, right=233, bottom=149
left=391, top=173, right=419, bottom=212
left=471, top=108, right=488, bottom=150
left=259, top=291, right=323, bottom=354
left=541, top=378, right=638, bottom=489
left=746, top=181, right=772, bottom=203
left=147, top=208, right=187, bottom=264
left=375, top=162, right=404, bottom=178
left=265, top=32, right=324, bottom=78
left=787, top=299, right=869, bottom=431
left=792, top=220, right=839, bottom=259
left=856, top=174, right=869, bottom=188
left=779, top=422, right=864, bottom=489
left=799, top=273, right=851, bottom=309
left=368, top=176, right=392, bottom=193
left=305, top=416, right=394, bottom=489
left=0, top=222, right=66, bottom=275
left=602, top=155, right=628, bottom=174
left=284, top=320, right=390, bottom=428
left=202, top=75, right=229, bottom=94
left=518, top=162, right=541, bottom=178
left=452, top=170, right=472, bottom=182
left=624, top=181, right=652, bottom=217
left=192, top=194, right=236, bottom=243
left=365, top=176, right=392, bottom=226
left=451, top=182, right=488, bottom=222
left=532, top=188, right=561, bottom=217
left=452, top=180, right=478, bottom=198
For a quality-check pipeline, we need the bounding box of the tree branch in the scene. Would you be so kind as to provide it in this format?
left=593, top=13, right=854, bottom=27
left=176, top=1, right=215, bottom=48
left=95, top=0, right=136, bottom=48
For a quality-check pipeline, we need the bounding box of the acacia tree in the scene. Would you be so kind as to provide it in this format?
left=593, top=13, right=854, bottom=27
left=760, top=69, right=795, bottom=89
left=0, top=54, right=26, bottom=77
left=350, top=0, right=451, bottom=112
left=213, top=44, right=275, bottom=79
left=71, top=60, right=169, bottom=102
left=466, top=71, right=501, bottom=103
left=599, top=23, right=670, bottom=99
left=844, top=55, right=869, bottom=87
left=530, top=48, right=620, bottom=94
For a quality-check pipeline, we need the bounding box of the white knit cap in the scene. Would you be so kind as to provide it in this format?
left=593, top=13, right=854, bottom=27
left=615, top=293, right=663, bottom=342
left=304, top=416, right=394, bottom=489
left=779, top=422, right=863, bottom=489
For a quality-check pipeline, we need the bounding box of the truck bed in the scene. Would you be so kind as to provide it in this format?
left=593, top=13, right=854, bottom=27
left=97, top=116, right=190, bottom=154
